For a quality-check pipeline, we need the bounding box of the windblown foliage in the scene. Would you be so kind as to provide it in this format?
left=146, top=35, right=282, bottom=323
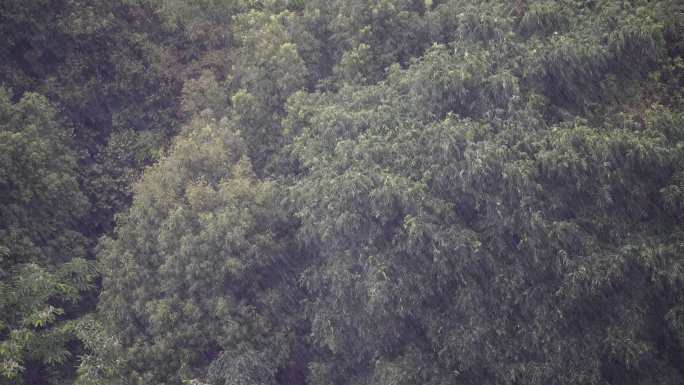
left=2, top=0, right=683, bottom=384
left=0, top=89, right=96, bottom=384
left=90, top=1, right=684, bottom=384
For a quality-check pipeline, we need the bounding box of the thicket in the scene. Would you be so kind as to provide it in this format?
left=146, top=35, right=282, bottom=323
left=1, top=1, right=683, bottom=384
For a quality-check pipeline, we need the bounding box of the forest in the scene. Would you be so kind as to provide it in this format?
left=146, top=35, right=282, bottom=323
left=1, top=0, right=683, bottom=384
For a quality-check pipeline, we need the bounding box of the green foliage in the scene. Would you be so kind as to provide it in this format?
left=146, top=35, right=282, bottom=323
left=285, top=69, right=684, bottom=384
left=228, top=8, right=310, bottom=171
left=72, top=316, right=124, bottom=385
left=4, top=0, right=683, bottom=384
left=93, top=0, right=684, bottom=383
left=84, top=128, right=165, bottom=235
left=92, top=116, right=305, bottom=384
left=0, top=88, right=87, bottom=268
left=0, top=89, right=96, bottom=384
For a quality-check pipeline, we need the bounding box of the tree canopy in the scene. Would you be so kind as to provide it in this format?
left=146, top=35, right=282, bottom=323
left=0, top=88, right=96, bottom=384
left=1, top=0, right=683, bottom=384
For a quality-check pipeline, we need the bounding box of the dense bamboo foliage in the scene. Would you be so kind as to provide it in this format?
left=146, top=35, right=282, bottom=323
left=1, top=1, right=683, bottom=384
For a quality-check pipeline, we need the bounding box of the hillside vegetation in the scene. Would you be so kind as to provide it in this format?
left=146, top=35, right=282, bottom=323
left=1, top=1, right=683, bottom=384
